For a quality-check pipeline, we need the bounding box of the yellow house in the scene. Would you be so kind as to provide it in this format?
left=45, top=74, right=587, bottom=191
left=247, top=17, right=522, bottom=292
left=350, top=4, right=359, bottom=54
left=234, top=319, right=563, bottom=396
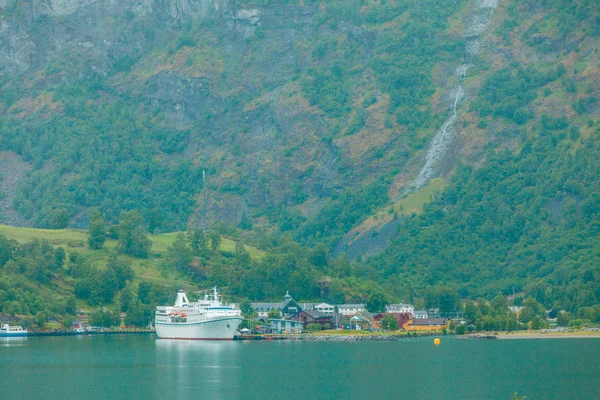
left=404, top=318, right=448, bottom=331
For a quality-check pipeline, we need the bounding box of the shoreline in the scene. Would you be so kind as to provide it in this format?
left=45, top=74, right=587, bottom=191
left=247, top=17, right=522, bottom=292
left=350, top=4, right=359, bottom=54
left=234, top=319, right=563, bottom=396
left=494, top=331, right=600, bottom=340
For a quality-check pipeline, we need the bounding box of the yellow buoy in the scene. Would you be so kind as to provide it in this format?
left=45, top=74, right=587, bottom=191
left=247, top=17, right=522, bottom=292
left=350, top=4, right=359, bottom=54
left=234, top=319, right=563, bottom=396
left=434, top=337, right=441, bottom=345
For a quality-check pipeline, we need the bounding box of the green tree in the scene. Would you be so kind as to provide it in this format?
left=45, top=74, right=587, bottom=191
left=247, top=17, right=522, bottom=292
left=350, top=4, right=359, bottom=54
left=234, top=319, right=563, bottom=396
left=106, top=254, right=134, bottom=290
left=556, top=311, right=571, bottom=327
left=491, top=294, right=508, bottom=313
left=436, top=286, right=460, bottom=313
left=116, top=210, right=152, bottom=258
left=520, top=297, right=545, bottom=323
left=209, top=231, right=221, bottom=251
left=120, top=286, right=135, bottom=313
left=138, top=281, right=153, bottom=305
left=54, top=247, right=66, bottom=269
left=125, top=300, right=148, bottom=327
left=167, top=233, right=193, bottom=272
left=381, top=314, right=399, bottom=330
left=49, top=209, right=69, bottom=229
left=239, top=299, right=253, bottom=317
left=310, top=243, right=329, bottom=269
left=99, top=269, right=119, bottom=304
left=367, top=292, right=388, bottom=313
left=88, top=209, right=106, bottom=249
left=530, top=316, right=543, bottom=330
left=65, top=297, right=77, bottom=314
left=62, top=315, right=74, bottom=330
left=0, top=234, right=14, bottom=266
left=35, top=310, right=48, bottom=328
left=187, top=229, right=206, bottom=254
left=464, top=300, right=478, bottom=322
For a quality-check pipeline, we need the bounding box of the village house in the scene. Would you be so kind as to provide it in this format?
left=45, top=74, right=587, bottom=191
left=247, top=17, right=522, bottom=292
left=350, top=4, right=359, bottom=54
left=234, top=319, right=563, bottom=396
left=372, top=312, right=412, bottom=330
left=270, top=318, right=304, bottom=334
left=347, top=311, right=373, bottom=330
left=251, top=291, right=303, bottom=318
left=314, top=303, right=335, bottom=314
left=385, top=304, right=415, bottom=316
left=414, top=310, right=429, bottom=319
left=289, top=310, right=334, bottom=330
left=337, top=304, right=366, bottom=316
left=405, top=318, right=448, bottom=331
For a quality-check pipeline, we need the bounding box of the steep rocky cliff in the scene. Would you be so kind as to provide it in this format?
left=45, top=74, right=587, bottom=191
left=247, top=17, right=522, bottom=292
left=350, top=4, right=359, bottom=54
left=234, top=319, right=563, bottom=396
left=0, top=0, right=598, bottom=282
left=0, top=0, right=465, bottom=231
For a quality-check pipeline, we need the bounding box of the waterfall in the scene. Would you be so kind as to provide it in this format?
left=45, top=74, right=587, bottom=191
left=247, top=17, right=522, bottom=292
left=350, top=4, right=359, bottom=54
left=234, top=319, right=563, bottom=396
left=405, top=0, right=498, bottom=193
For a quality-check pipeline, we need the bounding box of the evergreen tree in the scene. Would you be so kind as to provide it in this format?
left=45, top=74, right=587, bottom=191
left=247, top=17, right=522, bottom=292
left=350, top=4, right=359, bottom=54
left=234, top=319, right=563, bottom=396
left=209, top=231, right=221, bottom=251
left=167, top=233, right=193, bottom=273
left=88, top=209, right=106, bottom=250
left=54, top=247, right=66, bottom=269
left=106, top=253, right=134, bottom=290
left=116, top=210, right=152, bottom=258
left=187, top=229, right=207, bottom=254
left=367, top=292, right=388, bottom=313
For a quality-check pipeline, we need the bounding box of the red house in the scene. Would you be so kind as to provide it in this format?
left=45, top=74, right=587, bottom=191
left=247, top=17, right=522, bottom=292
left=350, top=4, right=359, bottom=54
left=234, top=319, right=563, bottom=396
left=373, top=312, right=412, bottom=329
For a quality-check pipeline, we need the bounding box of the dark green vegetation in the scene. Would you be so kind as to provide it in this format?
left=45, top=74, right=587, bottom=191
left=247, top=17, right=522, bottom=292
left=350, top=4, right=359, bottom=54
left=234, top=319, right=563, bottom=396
left=0, top=0, right=599, bottom=321
left=365, top=0, right=600, bottom=314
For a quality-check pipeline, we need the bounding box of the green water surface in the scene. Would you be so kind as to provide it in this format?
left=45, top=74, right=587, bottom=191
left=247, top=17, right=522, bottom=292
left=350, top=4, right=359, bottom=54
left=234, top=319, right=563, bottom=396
left=1, top=335, right=599, bottom=399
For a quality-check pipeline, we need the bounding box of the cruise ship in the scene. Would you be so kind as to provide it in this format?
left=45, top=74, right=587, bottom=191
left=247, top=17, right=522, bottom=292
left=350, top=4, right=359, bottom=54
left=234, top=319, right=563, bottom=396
left=0, top=323, right=28, bottom=337
left=155, top=287, right=243, bottom=340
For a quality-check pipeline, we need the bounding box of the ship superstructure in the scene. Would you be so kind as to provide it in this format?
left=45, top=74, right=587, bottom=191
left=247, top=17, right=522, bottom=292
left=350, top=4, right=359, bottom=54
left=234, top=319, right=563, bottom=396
left=155, top=287, right=243, bottom=340
left=0, top=323, right=28, bottom=337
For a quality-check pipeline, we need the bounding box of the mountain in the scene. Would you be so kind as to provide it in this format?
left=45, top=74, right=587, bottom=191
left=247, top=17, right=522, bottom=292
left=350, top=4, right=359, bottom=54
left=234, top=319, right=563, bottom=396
left=0, top=0, right=599, bottom=312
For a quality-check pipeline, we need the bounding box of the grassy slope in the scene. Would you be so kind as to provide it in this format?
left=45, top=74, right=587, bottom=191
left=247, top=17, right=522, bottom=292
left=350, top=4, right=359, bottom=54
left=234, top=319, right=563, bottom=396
left=0, top=224, right=265, bottom=287
left=345, top=178, right=446, bottom=245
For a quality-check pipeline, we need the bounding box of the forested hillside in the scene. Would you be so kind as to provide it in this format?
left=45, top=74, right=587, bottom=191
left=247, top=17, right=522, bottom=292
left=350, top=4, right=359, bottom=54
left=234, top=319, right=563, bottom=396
left=0, top=0, right=599, bottom=320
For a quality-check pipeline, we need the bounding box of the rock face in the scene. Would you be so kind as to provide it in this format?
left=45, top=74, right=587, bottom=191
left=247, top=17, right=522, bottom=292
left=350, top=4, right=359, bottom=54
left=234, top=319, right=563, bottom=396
left=0, top=152, right=32, bottom=227
left=0, top=0, right=247, bottom=77
left=3, top=0, right=594, bottom=237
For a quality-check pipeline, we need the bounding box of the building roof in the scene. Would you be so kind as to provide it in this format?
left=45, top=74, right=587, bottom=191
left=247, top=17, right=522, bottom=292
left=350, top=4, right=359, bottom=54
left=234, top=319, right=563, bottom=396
left=338, top=304, right=365, bottom=308
left=251, top=302, right=283, bottom=310
left=410, top=318, right=447, bottom=326
left=387, top=304, right=414, bottom=308
left=302, top=309, right=329, bottom=319
left=374, top=312, right=412, bottom=320
left=314, top=303, right=334, bottom=308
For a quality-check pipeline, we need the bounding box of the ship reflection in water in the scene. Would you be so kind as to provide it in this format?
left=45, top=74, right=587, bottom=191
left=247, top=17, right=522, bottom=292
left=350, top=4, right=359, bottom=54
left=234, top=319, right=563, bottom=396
left=1, top=337, right=27, bottom=347
left=154, top=339, right=242, bottom=399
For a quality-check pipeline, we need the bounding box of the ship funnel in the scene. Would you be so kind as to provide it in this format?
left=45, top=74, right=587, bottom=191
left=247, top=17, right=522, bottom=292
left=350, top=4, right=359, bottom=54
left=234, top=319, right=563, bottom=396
left=175, top=290, right=189, bottom=307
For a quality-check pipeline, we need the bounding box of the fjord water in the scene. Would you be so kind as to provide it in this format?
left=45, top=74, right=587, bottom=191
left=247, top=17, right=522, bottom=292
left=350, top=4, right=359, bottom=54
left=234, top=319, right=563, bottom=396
left=1, top=336, right=599, bottom=400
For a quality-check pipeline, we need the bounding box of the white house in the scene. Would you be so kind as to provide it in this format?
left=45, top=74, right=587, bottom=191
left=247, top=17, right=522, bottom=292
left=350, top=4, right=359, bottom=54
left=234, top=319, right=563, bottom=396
left=386, top=304, right=415, bottom=315
left=337, top=304, right=366, bottom=316
left=314, top=303, right=335, bottom=314
left=414, top=310, right=429, bottom=319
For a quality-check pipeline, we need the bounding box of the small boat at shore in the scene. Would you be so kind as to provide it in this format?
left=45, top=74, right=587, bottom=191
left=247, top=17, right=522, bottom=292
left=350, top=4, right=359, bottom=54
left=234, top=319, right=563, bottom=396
left=0, top=323, right=28, bottom=337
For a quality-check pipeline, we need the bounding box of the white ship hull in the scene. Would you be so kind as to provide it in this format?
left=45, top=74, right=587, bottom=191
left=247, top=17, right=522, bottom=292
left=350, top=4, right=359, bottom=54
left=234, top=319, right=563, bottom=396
left=155, top=317, right=243, bottom=340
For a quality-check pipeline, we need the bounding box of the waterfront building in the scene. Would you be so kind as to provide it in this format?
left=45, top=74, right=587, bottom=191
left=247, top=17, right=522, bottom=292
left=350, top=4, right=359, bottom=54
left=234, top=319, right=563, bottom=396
left=251, top=291, right=303, bottom=318
left=314, top=303, right=335, bottom=314
left=349, top=312, right=373, bottom=330
left=289, top=310, right=334, bottom=330
left=270, top=318, right=304, bottom=334
left=405, top=318, right=448, bottom=331
left=372, top=312, right=412, bottom=330
left=337, top=304, right=366, bottom=316
left=386, top=304, right=415, bottom=315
